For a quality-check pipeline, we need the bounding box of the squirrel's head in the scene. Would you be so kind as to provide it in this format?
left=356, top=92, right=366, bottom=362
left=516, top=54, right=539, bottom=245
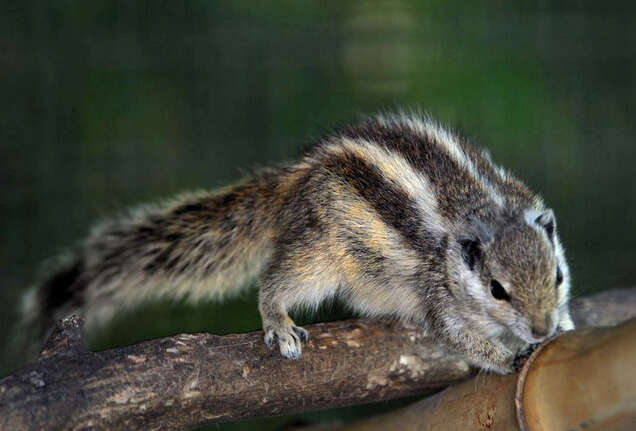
left=450, top=209, right=571, bottom=344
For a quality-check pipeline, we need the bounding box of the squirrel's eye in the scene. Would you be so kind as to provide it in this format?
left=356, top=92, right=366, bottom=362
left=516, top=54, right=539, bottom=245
left=490, top=280, right=510, bottom=301
left=556, top=266, right=563, bottom=287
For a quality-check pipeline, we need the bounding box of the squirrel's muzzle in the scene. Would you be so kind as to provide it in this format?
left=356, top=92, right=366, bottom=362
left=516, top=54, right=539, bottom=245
left=531, top=312, right=554, bottom=339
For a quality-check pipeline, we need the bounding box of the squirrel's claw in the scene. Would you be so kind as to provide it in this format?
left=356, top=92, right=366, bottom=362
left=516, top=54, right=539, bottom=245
left=263, top=325, right=308, bottom=359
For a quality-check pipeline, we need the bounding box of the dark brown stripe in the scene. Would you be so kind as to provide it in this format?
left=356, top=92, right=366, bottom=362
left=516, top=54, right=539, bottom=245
left=277, top=168, right=324, bottom=248
left=340, top=232, right=387, bottom=278
left=323, top=151, right=437, bottom=256
left=339, top=120, right=496, bottom=219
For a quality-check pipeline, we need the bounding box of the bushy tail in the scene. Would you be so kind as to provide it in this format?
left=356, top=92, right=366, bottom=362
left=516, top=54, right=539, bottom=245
left=19, top=169, right=285, bottom=351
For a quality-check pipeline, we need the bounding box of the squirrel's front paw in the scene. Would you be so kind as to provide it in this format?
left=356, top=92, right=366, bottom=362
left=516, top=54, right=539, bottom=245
left=512, top=343, right=539, bottom=371
left=263, top=324, right=308, bottom=360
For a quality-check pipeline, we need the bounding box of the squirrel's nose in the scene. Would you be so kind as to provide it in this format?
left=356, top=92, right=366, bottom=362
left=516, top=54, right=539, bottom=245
left=531, top=325, right=549, bottom=338
left=531, top=312, right=553, bottom=339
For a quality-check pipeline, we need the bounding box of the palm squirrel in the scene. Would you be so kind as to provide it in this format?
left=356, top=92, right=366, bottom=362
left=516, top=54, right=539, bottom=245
left=20, top=112, right=574, bottom=374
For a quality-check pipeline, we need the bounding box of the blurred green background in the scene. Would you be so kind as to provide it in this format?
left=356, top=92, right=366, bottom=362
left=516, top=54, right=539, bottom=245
left=1, top=1, right=635, bottom=429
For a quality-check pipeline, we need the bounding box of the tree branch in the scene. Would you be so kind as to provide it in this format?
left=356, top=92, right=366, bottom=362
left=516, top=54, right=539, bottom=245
left=296, top=316, right=636, bottom=431
left=1, top=288, right=635, bottom=430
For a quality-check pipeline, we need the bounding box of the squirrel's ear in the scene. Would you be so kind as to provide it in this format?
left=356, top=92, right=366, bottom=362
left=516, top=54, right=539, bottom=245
left=458, top=238, right=481, bottom=271
left=535, top=209, right=555, bottom=240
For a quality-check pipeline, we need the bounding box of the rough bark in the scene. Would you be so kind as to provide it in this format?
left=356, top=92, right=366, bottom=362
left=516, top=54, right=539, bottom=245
left=1, top=288, right=635, bottom=431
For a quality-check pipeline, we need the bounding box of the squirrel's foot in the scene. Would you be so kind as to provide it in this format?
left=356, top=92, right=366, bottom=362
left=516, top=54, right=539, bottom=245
left=264, top=324, right=308, bottom=360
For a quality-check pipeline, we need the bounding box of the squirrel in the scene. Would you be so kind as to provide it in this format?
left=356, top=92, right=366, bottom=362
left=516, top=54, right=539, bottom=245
left=19, top=112, right=574, bottom=374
